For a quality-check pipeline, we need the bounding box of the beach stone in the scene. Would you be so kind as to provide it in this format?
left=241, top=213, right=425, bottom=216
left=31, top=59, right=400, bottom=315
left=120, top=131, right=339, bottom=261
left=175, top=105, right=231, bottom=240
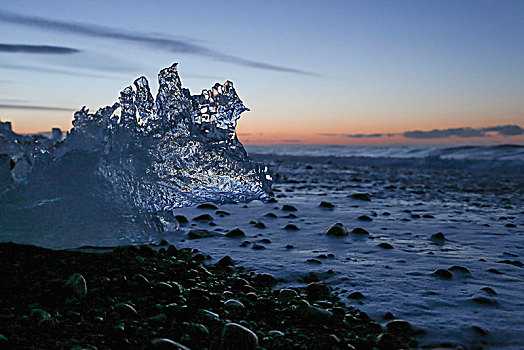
left=296, top=304, right=333, bottom=323
left=481, top=287, right=497, bottom=296
left=282, top=205, right=297, bottom=211
left=166, top=244, right=177, bottom=256
left=217, top=255, right=234, bottom=268
left=352, top=227, right=369, bottom=235
left=449, top=265, right=471, bottom=274
left=350, top=193, right=371, bottom=201
left=348, top=291, right=365, bottom=299
left=224, top=299, right=245, bottom=309
left=66, top=272, right=87, bottom=297
left=358, top=215, right=373, bottom=221
left=284, top=224, right=299, bottom=231
left=174, top=215, right=188, bottom=225
left=197, top=203, right=218, bottom=210
left=264, top=213, right=277, bottom=218
left=187, top=229, right=215, bottom=239
left=222, top=322, right=258, bottom=350
left=383, top=311, right=395, bottom=320
left=307, top=258, right=322, bottom=264
left=279, top=288, right=299, bottom=298
left=284, top=213, right=298, bottom=219
left=431, top=232, right=445, bottom=240
left=114, top=303, right=138, bottom=317
left=268, top=330, right=285, bottom=337
left=377, top=333, right=402, bottom=349
left=192, top=214, right=214, bottom=222
left=216, top=210, right=230, bottom=216
left=305, top=282, right=330, bottom=300
left=252, top=273, right=277, bottom=287
left=378, top=243, right=394, bottom=249
left=254, top=222, right=266, bottom=229
left=487, top=268, right=502, bottom=274
left=325, top=222, right=348, bottom=236
left=251, top=243, right=265, bottom=250
left=386, top=319, right=413, bottom=335
left=150, top=338, right=190, bottom=349
left=472, top=325, right=488, bottom=336
left=433, top=269, right=453, bottom=279
left=497, top=259, right=523, bottom=267
left=472, top=296, right=498, bottom=306
left=319, top=201, right=335, bottom=209
left=225, top=228, right=245, bottom=238
left=30, top=309, right=55, bottom=326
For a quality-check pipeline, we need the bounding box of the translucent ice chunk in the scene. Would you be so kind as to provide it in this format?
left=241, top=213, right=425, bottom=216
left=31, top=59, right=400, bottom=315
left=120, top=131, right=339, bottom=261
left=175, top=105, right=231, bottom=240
left=0, top=63, right=272, bottom=212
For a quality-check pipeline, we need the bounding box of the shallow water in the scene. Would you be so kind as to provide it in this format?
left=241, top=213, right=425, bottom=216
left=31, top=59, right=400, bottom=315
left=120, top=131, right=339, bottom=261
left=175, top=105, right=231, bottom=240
left=1, top=147, right=523, bottom=349
left=168, top=153, right=524, bottom=349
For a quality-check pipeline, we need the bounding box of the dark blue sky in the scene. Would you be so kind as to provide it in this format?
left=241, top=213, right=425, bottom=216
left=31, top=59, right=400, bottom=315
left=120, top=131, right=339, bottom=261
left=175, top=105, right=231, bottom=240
left=0, top=1, right=522, bottom=144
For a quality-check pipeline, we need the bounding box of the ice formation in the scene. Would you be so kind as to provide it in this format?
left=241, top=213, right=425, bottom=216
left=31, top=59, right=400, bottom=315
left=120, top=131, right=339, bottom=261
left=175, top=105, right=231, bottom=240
left=0, top=63, right=271, bottom=242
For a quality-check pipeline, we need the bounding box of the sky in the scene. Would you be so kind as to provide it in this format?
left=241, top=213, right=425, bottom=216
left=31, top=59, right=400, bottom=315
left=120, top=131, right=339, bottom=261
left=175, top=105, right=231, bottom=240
left=0, top=0, right=523, bottom=145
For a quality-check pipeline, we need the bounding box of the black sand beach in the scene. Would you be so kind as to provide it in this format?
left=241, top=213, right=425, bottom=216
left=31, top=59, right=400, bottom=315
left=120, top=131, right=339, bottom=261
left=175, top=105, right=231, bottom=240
left=0, top=242, right=418, bottom=349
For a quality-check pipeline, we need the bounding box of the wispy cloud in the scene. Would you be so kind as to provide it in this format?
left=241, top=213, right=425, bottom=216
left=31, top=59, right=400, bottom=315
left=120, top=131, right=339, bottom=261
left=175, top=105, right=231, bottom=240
left=0, top=104, right=75, bottom=111
left=0, top=63, right=122, bottom=79
left=403, top=127, right=484, bottom=139
left=404, top=125, right=524, bottom=139
left=347, top=133, right=383, bottom=138
left=318, top=125, right=524, bottom=139
left=0, top=10, right=317, bottom=76
left=482, top=125, right=524, bottom=136
left=318, top=132, right=392, bottom=138
left=0, top=43, right=79, bottom=54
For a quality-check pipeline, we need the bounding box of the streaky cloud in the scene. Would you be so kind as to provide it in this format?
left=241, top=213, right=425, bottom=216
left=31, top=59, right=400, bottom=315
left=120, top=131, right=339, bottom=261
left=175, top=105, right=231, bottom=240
left=0, top=10, right=316, bottom=76
left=317, top=132, right=385, bottom=138
left=0, top=104, right=75, bottom=111
left=482, top=125, right=524, bottom=136
left=0, top=43, right=79, bottom=54
left=0, top=63, right=122, bottom=79
left=347, top=133, right=382, bottom=138
left=403, top=125, right=524, bottom=139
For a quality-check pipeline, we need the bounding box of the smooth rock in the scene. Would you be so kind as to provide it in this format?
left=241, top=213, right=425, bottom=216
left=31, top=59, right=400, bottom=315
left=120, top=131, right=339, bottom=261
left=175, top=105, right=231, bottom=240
left=348, top=291, right=365, bottom=299
left=66, top=272, right=87, bottom=297
left=282, top=205, right=297, bottom=211
left=325, top=222, right=348, bottom=236
left=174, top=215, right=188, bottom=225
left=225, top=228, right=245, bottom=238
left=378, top=242, right=394, bottom=249
left=386, top=319, right=413, bottom=335
left=114, top=303, right=138, bottom=317
left=222, top=322, right=258, bottom=350
left=305, top=282, right=331, bottom=300
left=192, top=214, right=214, bottom=222
left=150, top=338, right=190, bottom=349
left=350, top=193, right=371, bottom=201
left=351, top=227, right=369, bottom=235
left=197, top=203, right=218, bottom=210
left=433, top=269, right=453, bottom=279
left=187, top=229, right=215, bottom=239
left=224, top=299, right=245, bottom=309
left=319, top=201, right=335, bottom=209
